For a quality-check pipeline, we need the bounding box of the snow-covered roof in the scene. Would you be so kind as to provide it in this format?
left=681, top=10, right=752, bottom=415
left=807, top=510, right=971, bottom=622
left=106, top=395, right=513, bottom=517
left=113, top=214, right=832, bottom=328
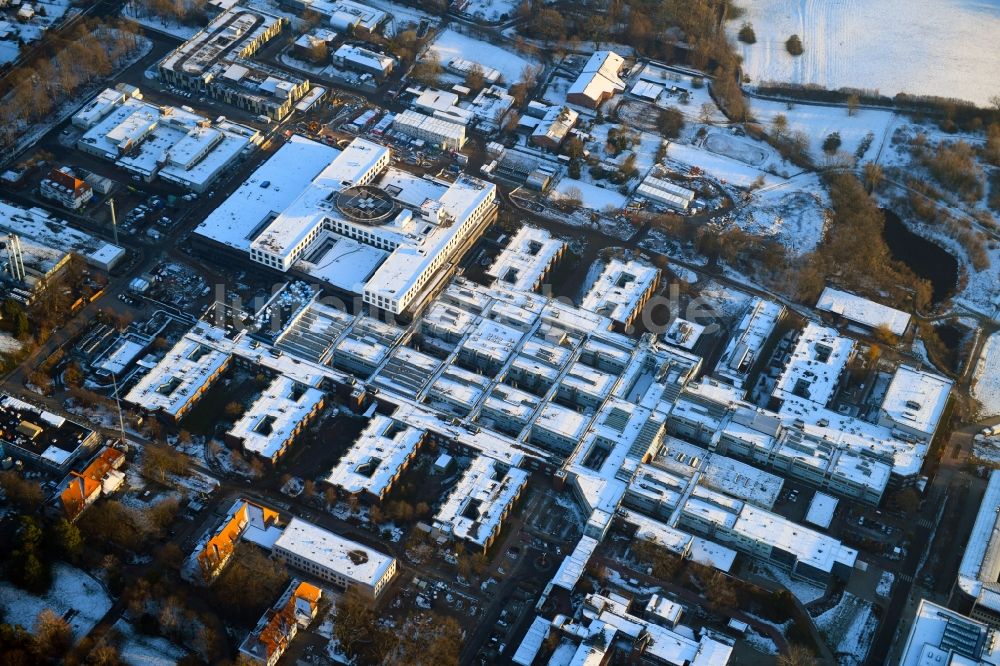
left=817, top=286, right=911, bottom=336
left=486, top=225, right=565, bottom=293
left=879, top=365, right=952, bottom=438
left=513, top=616, right=551, bottom=666
left=733, top=504, right=858, bottom=574
left=273, top=517, right=395, bottom=588
left=432, top=456, right=529, bottom=547
left=551, top=535, right=599, bottom=591
left=804, top=491, right=838, bottom=529
left=0, top=200, right=126, bottom=270
left=579, top=258, right=659, bottom=326
left=334, top=44, right=394, bottom=73
left=195, top=136, right=339, bottom=251
left=714, top=298, right=784, bottom=388
left=123, top=335, right=230, bottom=417
left=325, top=415, right=424, bottom=497
left=899, top=599, right=1000, bottom=666
left=772, top=323, right=855, bottom=407
left=958, top=470, right=1000, bottom=604
left=567, top=51, right=626, bottom=104
left=228, top=376, right=325, bottom=460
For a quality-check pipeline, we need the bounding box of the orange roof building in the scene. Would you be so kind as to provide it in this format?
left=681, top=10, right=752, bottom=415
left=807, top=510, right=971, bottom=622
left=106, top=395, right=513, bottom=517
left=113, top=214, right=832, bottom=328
left=189, top=499, right=281, bottom=584
left=239, top=580, right=322, bottom=666
left=59, top=446, right=127, bottom=522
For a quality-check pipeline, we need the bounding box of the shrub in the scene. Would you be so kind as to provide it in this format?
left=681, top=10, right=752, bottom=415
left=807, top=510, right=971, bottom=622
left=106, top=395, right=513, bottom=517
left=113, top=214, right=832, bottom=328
left=738, top=23, right=756, bottom=44
left=822, top=132, right=842, bottom=154
left=785, top=34, right=804, bottom=56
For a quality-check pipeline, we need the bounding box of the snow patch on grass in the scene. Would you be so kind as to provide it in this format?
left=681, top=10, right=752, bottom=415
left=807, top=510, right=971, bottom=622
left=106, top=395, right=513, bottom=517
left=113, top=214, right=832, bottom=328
left=0, top=564, right=112, bottom=639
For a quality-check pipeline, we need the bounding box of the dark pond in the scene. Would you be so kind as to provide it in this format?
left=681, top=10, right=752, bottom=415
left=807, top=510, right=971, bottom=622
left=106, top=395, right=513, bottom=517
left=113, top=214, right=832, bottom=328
left=881, top=208, right=959, bottom=303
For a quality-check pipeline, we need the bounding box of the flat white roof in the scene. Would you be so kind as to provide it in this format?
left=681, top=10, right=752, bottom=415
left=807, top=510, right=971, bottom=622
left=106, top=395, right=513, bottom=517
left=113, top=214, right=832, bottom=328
left=880, top=365, right=952, bottom=437
left=195, top=136, right=340, bottom=252
left=486, top=225, right=565, bottom=293
left=715, top=298, right=784, bottom=387
left=274, top=517, right=395, bottom=588
left=579, top=258, right=658, bottom=325
left=804, top=491, right=838, bottom=529
left=228, top=376, right=325, bottom=459
left=0, top=200, right=126, bottom=270
left=773, top=323, right=855, bottom=408
left=325, top=415, right=424, bottom=497
left=433, top=456, right=529, bottom=546
left=734, top=504, right=857, bottom=574
left=817, top=286, right=911, bottom=336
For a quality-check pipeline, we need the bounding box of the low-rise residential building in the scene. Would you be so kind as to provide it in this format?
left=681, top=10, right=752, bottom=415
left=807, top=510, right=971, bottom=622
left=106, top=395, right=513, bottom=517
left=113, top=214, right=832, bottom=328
left=579, top=257, right=659, bottom=330
left=58, top=447, right=126, bottom=522
left=186, top=499, right=283, bottom=584
left=325, top=415, right=425, bottom=502
left=239, top=580, right=322, bottom=666
left=226, top=376, right=326, bottom=464
left=485, top=225, right=565, bottom=293
left=432, top=456, right=529, bottom=551
left=877, top=365, right=953, bottom=443
left=272, top=517, right=397, bottom=598
left=566, top=50, right=626, bottom=109
left=39, top=167, right=94, bottom=210
left=333, top=43, right=395, bottom=77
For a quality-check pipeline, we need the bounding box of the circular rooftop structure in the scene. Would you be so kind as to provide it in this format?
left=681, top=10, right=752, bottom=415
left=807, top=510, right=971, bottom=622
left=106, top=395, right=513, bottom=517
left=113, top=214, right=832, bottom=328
left=334, top=185, right=398, bottom=226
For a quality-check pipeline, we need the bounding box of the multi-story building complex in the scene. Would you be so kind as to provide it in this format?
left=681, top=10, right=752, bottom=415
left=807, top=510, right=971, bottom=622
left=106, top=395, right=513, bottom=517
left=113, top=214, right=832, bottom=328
left=485, top=225, right=566, bottom=293
left=899, top=599, right=1000, bottom=666
left=324, top=415, right=425, bottom=502
left=76, top=87, right=260, bottom=191
left=194, top=136, right=497, bottom=316
left=158, top=6, right=310, bottom=120
left=432, top=456, right=529, bottom=551
left=392, top=109, right=467, bottom=150
left=579, top=257, right=660, bottom=330
left=226, top=376, right=326, bottom=464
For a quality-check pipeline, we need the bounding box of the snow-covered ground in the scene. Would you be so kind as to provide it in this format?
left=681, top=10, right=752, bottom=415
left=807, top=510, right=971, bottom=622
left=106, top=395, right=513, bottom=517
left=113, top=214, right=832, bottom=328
left=733, top=174, right=830, bottom=255
left=426, top=29, right=540, bottom=84
left=454, top=0, right=518, bottom=22
left=0, top=0, right=73, bottom=65
left=743, top=628, right=780, bottom=655
left=113, top=620, right=188, bottom=665
left=665, top=140, right=785, bottom=188
left=550, top=177, right=628, bottom=212
left=814, top=592, right=878, bottom=666
left=755, top=562, right=826, bottom=604
left=697, top=281, right=755, bottom=319
left=749, top=99, right=896, bottom=162
left=729, top=0, right=1000, bottom=108
left=0, top=564, right=112, bottom=639
left=0, top=333, right=22, bottom=354
left=972, top=332, right=1000, bottom=418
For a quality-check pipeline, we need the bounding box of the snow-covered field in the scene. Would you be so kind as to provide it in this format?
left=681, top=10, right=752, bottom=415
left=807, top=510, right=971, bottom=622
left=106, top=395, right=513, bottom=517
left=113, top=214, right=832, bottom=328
left=749, top=99, right=897, bottom=162
left=733, top=179, right=830, bottom=256
left=972, top=332, right=1000, bottom=418
left=0, top=564, right=112, bottom=639
left=455, top=0, right=518, bottom=22
left=426, top=29, right=539, bottom=84
left=550, top=177, right=628, bottom=212
left=665, top=141, right=784, bottom=188
left=730, top=0, right=1000, bottom=107
left=0, top=333, right=22, bottom=354
left=113, top=620, right=188, bottom=665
